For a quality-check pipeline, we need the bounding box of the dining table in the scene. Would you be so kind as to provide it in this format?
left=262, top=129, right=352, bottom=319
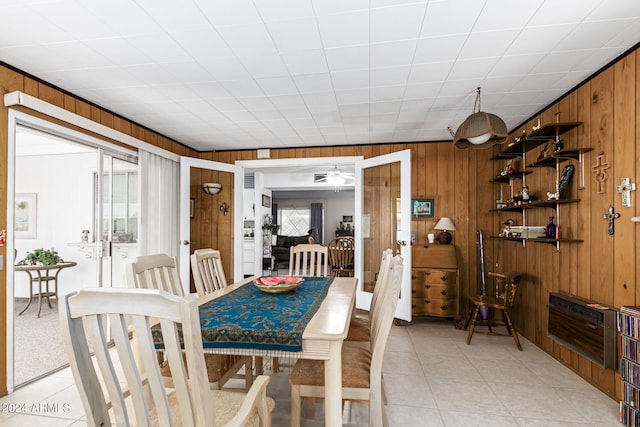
left=15, top=261, right=77, bottom=317
left=194, top=274, right=358, bottom=427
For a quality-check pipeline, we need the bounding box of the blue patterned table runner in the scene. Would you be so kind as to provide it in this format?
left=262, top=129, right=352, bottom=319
left=198, top=276, right=333, bottom=352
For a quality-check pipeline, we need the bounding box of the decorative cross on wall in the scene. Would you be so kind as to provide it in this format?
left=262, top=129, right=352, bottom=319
left=592, top=153, right=610, bottom=194
left=616, top=178, right=636, bottom=208
left=603, top=205, right=620, bottom=235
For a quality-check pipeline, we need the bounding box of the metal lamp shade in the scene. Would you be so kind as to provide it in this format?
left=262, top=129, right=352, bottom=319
left=453, top=111, right=508, bottom=149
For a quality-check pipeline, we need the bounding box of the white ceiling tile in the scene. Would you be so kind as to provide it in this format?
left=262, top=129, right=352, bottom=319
left=335, top=88, right=370, bottom=105
left=474, top=0, right=544, bottom=31
left=269, top=94, right=308, bottom=109
left=82, top=37, right=150, bottom=66
left=554, top=20, right=632, bottom=51
left=447, top=57, right=499, bottom=80
left=407, top=62, right=453, bottom=84
left=302, top=91, right=337, bottom=107
left=370, top=85, right=406, bottom=102
left=324, top=45, right=370, bottom=72
left=186, top=82, right=232, bottom=99
left=404, top=82, right=441, bottom=99
left=316, top=10, right=369, bottom=48
left=220, top=80, right=265, bottom=97
left=281, top=49, right=329, bottom=75
left=133, top=0, right=212, bottom=32
left=194, top=0, right=263, bottom=26
left=200, top=57, right=251, bottom=81
left=217, top=24, right=278, bottom=57
left=491, top=54, right=545, bottom=77
left=279, top=108, right=312, bottom=119
left=370, top=65, right=411, bottom=86
left=84, top=0, right=164, bottom=37
left=506, top=25, right=576, bottom=56
left=370, top=3, right=427, bottom=43
left=126, top=34, right=192, bottom=63
left=340, top=104, right=370, bottom=117
left=330, top=69, right=370, bottom=90
left=414, top=35, right=467, bottom=63
left=293, top=73, right=334, bottom=93
left=420, top=0, right=485, bottom=38
left=311, top=0, right=370, bottom=17
left=459, top=29, right=520, bottom=59
left=266, top=18, right=323, bottom=53
left=160, top=62, right=214, bottom=83
left=238, top=54, right=289, bottom=79
left=370, top=100, right=402, bottom=115
left=586, top=0, right=640, bottom=21
left=255, top=77, right=299, bottom=96
left=370, top=40, right=418, bottom=68
left=251, top=109, right=284, bottom=121
left=172, top=29, right=237, bottom=60
left=253, top=0, right=315, bottom=21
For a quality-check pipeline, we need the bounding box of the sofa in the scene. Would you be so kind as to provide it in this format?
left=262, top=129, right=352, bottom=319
left=272, top=234, right=313, bottom=265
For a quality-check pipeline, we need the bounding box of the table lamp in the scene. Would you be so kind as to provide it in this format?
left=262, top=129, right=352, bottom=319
left=434, top=217, right=456, bottom=244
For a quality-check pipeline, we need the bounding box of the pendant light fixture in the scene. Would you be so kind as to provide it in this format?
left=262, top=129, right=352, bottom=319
left=452, top=87, right=508, bottom=149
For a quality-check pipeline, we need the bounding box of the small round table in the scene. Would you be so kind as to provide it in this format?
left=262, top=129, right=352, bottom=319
left=15, top=261, right=77, bottom=317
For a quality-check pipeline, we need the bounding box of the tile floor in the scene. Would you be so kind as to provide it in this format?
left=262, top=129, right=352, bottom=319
left=0, top=318, right=621, bottom=426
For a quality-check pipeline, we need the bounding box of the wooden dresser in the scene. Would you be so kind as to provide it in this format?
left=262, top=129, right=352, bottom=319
left=411, top=244, right=459, bottom=319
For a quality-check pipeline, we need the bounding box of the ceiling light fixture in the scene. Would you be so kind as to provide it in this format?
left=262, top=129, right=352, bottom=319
left=452, top=87, right=508, bottom=149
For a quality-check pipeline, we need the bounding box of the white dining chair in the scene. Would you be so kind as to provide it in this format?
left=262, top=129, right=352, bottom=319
left=289, top=254, right=404, bottom=427
left=288, top=243, right=329, bottom=277
left=191, top=248, right=228, bottom=295
left=346, top=248, right=394, bottom=342
left=59, top=287, right=273, bottom=427
left=126, top=253, right=253, bottom=391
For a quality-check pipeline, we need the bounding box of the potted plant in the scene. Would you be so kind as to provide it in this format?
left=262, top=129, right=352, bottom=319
left=17, top=248, right=64, bottom=266
left=261, top=215, right=280, bottom=235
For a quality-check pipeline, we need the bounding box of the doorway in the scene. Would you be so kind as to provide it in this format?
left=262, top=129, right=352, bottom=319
left=8, top=117, right=138, bottom=390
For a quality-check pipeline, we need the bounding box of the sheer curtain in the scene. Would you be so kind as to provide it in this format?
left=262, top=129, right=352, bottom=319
left=138, top=150, right=179, bottom=257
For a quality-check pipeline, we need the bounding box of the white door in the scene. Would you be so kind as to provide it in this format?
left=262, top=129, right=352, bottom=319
left=179, top=157, right=242, bottom=291
left=354, top=150, right=412, bottom=321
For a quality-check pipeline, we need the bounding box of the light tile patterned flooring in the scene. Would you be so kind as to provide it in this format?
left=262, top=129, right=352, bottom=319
left=0, top=318, right=620, bottom=426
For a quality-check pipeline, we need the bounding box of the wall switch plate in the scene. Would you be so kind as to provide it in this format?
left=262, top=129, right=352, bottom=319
left=0, top=255, right=4, bottom=270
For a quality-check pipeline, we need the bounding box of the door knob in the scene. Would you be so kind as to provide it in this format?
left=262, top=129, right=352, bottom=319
left=182, top=240, right=191, bottom=245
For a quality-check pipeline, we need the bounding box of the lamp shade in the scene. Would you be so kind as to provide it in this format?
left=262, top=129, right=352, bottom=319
left=453, top=111, right=508, bottom=149
left=434, top=217, right=456, bottom=231
left=202, top=182, right=222, bottom=195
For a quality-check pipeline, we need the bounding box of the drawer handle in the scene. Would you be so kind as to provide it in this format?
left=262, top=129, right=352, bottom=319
left=411, top=275, right=417, bottom=280
left=412, top=289, right=417, bottom=294
left=412, top=304, right=417, bottom=309
left=424, top=300, right=430, bottom=304
left=425, top=284, right=431, bottom=289
left=440, top=290, right=448, bottom=295
left=440, top=305, right=448, bottom=310
left=440, top=275, right=447, bottom=281
left=425, top=272, right=431, bottom=276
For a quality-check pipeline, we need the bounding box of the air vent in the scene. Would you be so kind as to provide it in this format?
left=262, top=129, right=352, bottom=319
left=244, top=173, right=255, bottom=189
left=314, top=173, right=327, bottom=183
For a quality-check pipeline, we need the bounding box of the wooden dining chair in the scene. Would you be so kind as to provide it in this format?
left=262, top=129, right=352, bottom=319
left=327, top=237, right=355, bottom=277
left=288, top=243, right=329, bottom=277
left=465, top=271, right=523, bottom=350
left=191, top=248, right=228, bottom=295
left=346, top=248, right=394, bottom=342
left=289, top=254, right=404, bottom=427
left=126, top=253, right=254, bottom=391
left=59, top=287, right=273, bottom=427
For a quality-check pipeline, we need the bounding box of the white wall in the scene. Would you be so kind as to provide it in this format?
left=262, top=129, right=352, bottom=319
left=14, top=152, right=97, bottom=297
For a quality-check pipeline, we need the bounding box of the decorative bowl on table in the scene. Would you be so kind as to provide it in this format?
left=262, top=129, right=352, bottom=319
left=254, top=276, right=304, bottom=293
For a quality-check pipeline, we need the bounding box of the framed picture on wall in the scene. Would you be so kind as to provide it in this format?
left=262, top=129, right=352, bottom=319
left=262, top=194, right=271, bottom=208
left=411, top=198, right=435, bottom=219
left=15, top=193, right=37, bottom=238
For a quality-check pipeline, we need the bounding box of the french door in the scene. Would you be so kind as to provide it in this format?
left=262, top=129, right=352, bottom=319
left=355, top=150, right=412, bottom=321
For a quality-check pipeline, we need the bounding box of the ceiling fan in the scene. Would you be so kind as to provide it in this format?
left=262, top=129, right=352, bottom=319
left=314, top=165, right=355, bottom=188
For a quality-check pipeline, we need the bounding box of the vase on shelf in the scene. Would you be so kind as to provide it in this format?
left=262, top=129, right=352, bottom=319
left=545, top=216, right=557, bottom=239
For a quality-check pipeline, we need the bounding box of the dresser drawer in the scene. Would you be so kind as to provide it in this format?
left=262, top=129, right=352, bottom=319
left=412, top=297, right=458, bottom=317
left=412, top=282, right=457, bottom=298
left=412, top=269, right=456, bottom=285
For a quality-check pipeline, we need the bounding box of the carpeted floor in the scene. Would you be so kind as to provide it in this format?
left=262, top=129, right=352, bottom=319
left=13, top=297, right=68, bottom=386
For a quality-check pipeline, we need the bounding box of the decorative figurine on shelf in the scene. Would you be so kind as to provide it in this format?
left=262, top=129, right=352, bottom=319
left=0, top=229, right=5, bottom=246
left=557, top=164, right=574, bottom=198
left=554, top=138, right=564, bottom=152
left=81, top=229, right=90, bottom=243
left=500, top=159, right=515, bottom=177
left=545, top=216, right=557, bottom=239
left=521, top=186, right=530, bottom=203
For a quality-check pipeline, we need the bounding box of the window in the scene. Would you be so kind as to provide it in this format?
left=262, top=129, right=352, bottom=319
left=278, top=207, right=310, bottom=236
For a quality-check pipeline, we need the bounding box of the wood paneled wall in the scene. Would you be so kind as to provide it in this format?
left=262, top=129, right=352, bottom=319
left=0, top=65, right=197, bottom=396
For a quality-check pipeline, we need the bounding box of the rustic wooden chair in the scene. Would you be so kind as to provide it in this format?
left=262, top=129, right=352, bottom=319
left=289, top=255, right=404, bottom=427
left=191, top=248, right=228, bottom=295
left=346, top=248, right=394, bottom=342
left=288, top=243, right=329, bottom=277
left=126, top=253, right=254, bottom=390
left=327, top=237, right=355, bottom=277
left=59, top=287, right=273, bottom=427
left=465, top=272, right=523, bottom=350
